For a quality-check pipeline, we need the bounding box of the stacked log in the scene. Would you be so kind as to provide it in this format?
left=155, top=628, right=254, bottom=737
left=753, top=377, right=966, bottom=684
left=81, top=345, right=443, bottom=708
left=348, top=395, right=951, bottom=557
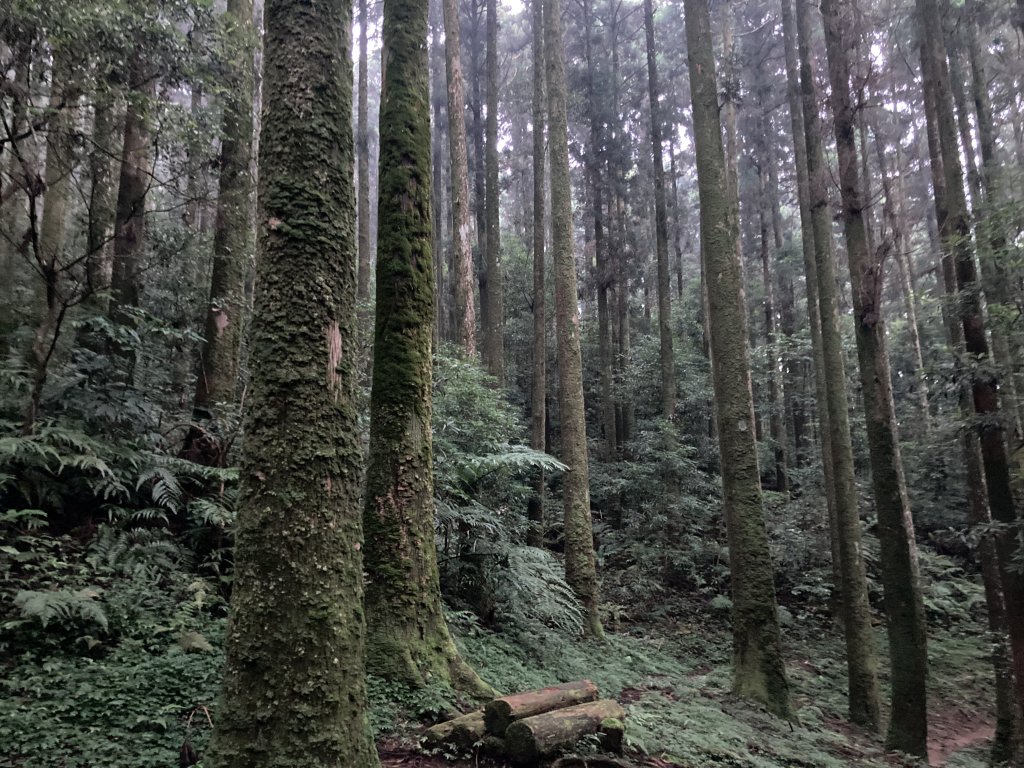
left=420, top=679, right=625, bottom=764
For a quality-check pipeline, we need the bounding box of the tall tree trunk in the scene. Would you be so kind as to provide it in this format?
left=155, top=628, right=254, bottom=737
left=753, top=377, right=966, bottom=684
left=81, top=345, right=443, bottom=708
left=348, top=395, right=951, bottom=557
left=430, top=1, right=448, bottom=347
left=583, top=0, right=616, bottom=461
left=357, top=0, right=372, bottom=300
left=23, top=53, right=78, bottom=433
left=821, top=0, right=928, bottom=753
left=84, top=85, right=119, bottom=315
left=917, top=0, right=1024, bottom=729
left=206, top=0, right=379, bottom=761
left=795, top=0, right=881, bottom=728
left=528, top=0, right=546, bottom=547
left=469, top=1, right=488, bottom=356
left=780, top=0, right=835, bottom=519
left=684, top=0, right=791, bottom=718
left=187, top=0, right=255, bottom=464
left=363, top=0, right=493, bottom=697
left=546, top=0, right=603, bottom=639
left=643, top=0, right=675, bottom=421
left=443, top=0, right=477, bottom=356
left=483, top=0, right=504, bottom=384
left=108, top=59, right=153, bottom=326
left=963, top=3, right=1024, bottom=437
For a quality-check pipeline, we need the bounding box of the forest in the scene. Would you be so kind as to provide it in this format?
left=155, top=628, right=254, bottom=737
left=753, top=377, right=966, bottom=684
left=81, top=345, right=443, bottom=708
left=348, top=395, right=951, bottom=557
left=2, top=0, right=1024, bottom=764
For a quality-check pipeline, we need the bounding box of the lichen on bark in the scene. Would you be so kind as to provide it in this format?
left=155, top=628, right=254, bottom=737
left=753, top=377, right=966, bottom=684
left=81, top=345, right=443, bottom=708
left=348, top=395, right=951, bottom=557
left=206, top=0, right=379, bottom=765
left=362, top=0, right=494, bottom=699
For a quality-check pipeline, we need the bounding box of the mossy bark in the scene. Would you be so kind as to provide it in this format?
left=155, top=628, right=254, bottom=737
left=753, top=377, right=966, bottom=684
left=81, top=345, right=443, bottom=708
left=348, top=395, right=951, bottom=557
left=442, top=0, right=477, bottom=357
left=917, top=0, right=1024, bottom=732
left=483, top=0, right=504, bottom=384
left=108, top=54, right=155, bottom=377
left=794, top=0, right=881, bottom=727
left=642, top=0, right=675, bottom=422
left=363, top=0, right=493, bottom=699
left=528, top=0, right=546, bottom=548
left=187, top=0, right=254, bottom=462
left=206, top=0, right=378, bottom=764
left=546, top=0, right=603, bottom=639
left=23, top=53, right=79, bottom=433
left=820, top=0, right=928, bottom=753
left=84, top=85, right=119, bottom=316
left=683, top=0, right=790, bottom=719
left=357, top=0, right=372, bottom=301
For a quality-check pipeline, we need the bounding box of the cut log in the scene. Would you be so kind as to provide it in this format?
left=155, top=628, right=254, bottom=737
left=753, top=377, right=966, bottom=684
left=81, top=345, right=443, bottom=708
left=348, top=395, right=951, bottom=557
left=504, top=699, right=626, bottom=765
left=421, top=710, right=486, bottom=752
left=484, top=679, right=600, bottom=735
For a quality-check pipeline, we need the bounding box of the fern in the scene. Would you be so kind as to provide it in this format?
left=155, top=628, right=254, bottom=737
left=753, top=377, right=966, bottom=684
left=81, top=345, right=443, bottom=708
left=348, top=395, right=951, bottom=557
left=14, top=588, right=109, bottom=632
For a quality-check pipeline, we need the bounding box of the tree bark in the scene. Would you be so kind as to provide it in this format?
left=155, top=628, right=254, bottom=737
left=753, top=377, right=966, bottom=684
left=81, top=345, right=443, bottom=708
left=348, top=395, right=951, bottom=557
left=187, top=0, right=255, bottom=462
left=206, top=0, right=379, bottom=762
left=483, top=0, right=504, bottom=383
left=504, top=700, right=625, bottom=765
left=917, top=0, right=1024, bottom=730
left=821, top=0, right=928, bottom=753
left=546, top=0, right=603, bottom=638
left=485, top=680, right=600, bottom=735
left=528, top=0, right=546, bottom=547
left=357, top=0, right=372, bottom=300
left=684, top=0, right=791, bottom=718
left=443, top=0, right=477, bottom=356
left=795, top=0, right=881, bottom=727
left=362, top=0, right=493, bottom=698
left=643, top=0, right=675, bottom=421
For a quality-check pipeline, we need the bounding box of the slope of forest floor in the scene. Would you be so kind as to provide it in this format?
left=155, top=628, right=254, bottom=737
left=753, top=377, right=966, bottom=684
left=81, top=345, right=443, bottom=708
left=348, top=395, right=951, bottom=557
left=1, top=537, right=997, bottom=768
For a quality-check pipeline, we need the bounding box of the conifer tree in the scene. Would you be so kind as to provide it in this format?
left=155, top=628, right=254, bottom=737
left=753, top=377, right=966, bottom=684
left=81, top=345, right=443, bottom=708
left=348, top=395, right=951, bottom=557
left=207, top=0, right=379, bottom=762
left=362, top=0, right=494, bottom=695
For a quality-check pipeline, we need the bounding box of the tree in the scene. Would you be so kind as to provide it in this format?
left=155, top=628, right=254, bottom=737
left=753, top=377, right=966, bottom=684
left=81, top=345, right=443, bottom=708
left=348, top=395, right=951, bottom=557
left=528, top=0, right=546, bottom=548
left=819, top=0, right=928, bottom=752
left=362, top=0, right=494, bottom=696
left=483, top=0, right=505, bottom=383
left=683, top=0, right=790, bottom=717
left=186, top=0, right=255, bottom=464
left=917, top=0, right=1024, bottom=730
left=357, top=0, right=372, bottom=300
left=206, top=0, right=379, bottom=762
left=794, top=0, right=881, bottom=728
left=442, top=0, right=477, bottom=356
left=642, top=0, right=675, bottom=421
left=546, top=0, right=603, bottom=639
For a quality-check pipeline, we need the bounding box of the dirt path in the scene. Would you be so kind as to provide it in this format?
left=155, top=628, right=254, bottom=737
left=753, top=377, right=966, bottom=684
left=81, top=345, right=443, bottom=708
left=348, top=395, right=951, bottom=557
left=926, top=714, right=994, bottom=767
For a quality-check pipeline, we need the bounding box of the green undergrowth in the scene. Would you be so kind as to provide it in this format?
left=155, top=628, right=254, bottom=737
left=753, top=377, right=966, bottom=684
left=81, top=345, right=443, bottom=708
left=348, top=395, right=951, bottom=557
left=452, top=602, right=994, bottom=768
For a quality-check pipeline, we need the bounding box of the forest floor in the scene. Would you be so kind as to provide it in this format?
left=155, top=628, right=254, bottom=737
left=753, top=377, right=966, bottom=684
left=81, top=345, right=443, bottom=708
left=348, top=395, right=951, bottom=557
left=1, top=544, right=1000, bottom=768
left=393, top=589, right=1000, bottom=768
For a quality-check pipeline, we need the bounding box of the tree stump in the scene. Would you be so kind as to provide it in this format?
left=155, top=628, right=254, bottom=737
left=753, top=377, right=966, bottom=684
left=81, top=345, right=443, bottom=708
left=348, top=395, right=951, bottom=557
left=503, top=699, right=626, bottom=765
left=484, top=679, right=600, bottom=735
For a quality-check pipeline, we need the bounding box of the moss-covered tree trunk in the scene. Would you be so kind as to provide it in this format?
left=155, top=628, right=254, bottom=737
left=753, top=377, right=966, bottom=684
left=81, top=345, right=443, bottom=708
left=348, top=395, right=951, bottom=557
left=442, top=0, right=477, bottom=356
left=546, top=0, right=603, bottom=639
left=795, top=0, right=881, bottom=727
left=528, top=0, right=546, bottom=548
left=84, top=84, right=119, bottom=316
left=186, top=0, right=254, bottom=463
left=683, top=0, right=790, bottom=718
left=917, top=0, right=1024, bottom=731
left=780, top=0, right=836, bottom=523
left=642, top=0, right=674, bottom=422
left=820, top=0, right=928, bottom=753
left=483, top=0, right=504, bottom=384
left=362, top=0, right=494, bottom=697
left=357, top=0, right=372, bottom=300
left=23, top=52, right=79, bottom=434
left=206, top=0, right=379, bottom=763
left=108, top=55, right=155, bottom=364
